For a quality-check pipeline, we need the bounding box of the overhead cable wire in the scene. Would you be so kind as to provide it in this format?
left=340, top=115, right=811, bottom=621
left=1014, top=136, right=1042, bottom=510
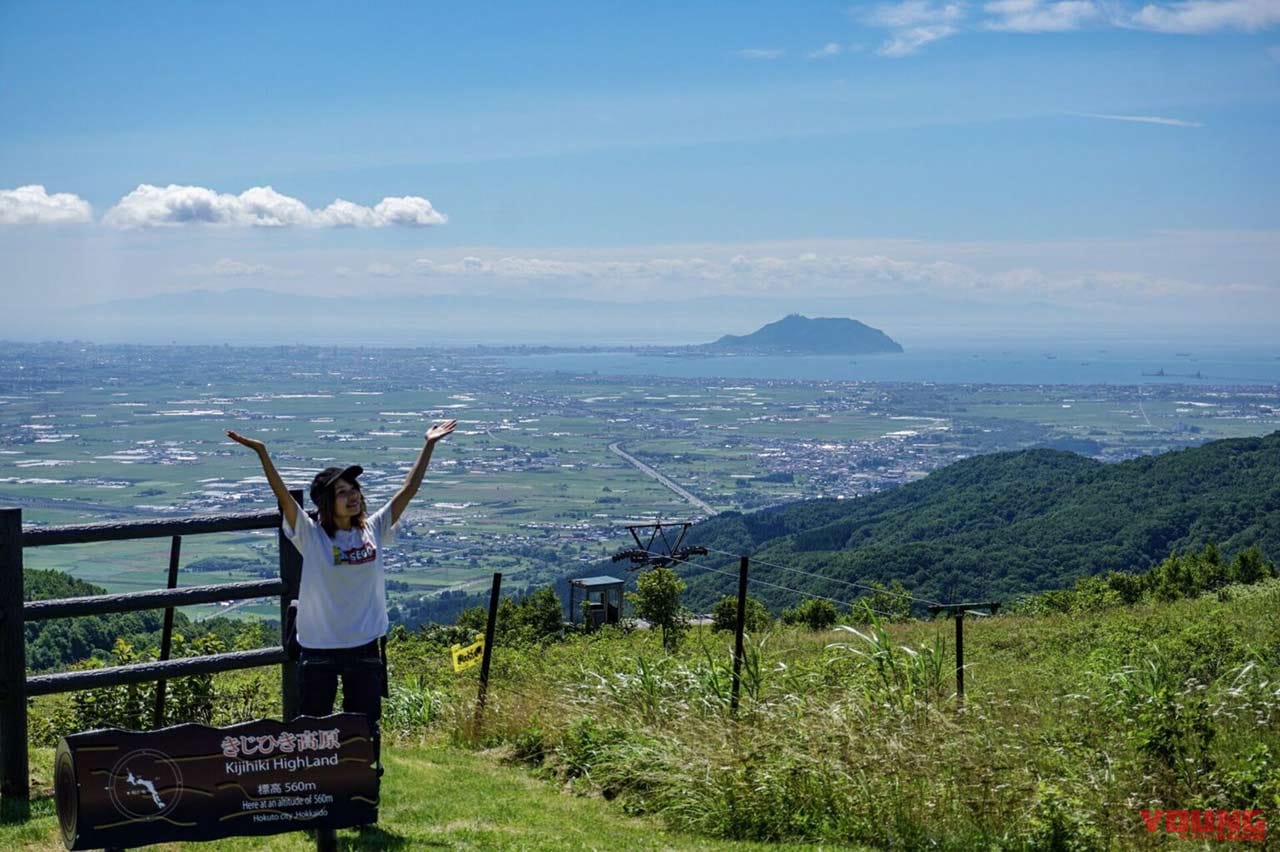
left=699, top=545, right=944, bottom=607
left=666, top=552, right=901, bottom=622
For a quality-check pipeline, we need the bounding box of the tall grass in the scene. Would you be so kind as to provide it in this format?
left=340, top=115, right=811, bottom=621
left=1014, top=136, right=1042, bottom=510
left=443, top=580, right=1280, bottom=848
left=25, top=579, right=1278, bottom=847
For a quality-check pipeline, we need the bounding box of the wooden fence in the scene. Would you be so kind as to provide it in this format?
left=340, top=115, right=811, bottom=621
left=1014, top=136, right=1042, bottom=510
left=0, top=490, right=305, bottom=809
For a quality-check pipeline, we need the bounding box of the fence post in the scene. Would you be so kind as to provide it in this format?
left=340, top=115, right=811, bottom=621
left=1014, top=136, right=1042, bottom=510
left=152, top=535, right=182, bottom=728
left=473, top=572, right=502, bottom=727
left=730, top=555, right=749, bottom=716
left=0, top=507, right=29, bottom=813
left=278, top=490, right=304, bottom=722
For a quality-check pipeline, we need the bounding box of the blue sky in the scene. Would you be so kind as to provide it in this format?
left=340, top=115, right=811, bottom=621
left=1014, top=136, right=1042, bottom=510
left=2, top=1, right=1278, bottom=344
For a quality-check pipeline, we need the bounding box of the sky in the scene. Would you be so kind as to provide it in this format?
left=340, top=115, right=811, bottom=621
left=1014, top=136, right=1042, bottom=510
left=2, top=0, right=1279, bottom=346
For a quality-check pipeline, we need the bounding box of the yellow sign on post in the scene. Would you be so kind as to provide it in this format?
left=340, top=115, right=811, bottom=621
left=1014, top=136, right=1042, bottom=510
left=451, top=634, right=485, bottom=672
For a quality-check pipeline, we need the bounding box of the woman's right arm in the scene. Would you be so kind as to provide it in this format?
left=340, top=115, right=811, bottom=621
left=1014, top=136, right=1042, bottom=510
left=226, top=430, right=299, bottom=530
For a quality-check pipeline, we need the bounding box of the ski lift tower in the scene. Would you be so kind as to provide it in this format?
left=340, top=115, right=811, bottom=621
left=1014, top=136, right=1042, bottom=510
left=610, top=519, right=707, bottom=569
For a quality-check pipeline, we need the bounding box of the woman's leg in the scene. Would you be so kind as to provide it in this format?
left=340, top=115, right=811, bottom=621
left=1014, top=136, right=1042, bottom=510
left=341, top=659, right=384, bottom=775
left=297, top=652, right=340, bottom=718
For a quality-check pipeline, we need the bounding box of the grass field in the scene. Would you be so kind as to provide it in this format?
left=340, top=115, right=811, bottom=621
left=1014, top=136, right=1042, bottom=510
left=10, top=576, right=1277, bottom=849
left=4, top=746, right=841, bottom=851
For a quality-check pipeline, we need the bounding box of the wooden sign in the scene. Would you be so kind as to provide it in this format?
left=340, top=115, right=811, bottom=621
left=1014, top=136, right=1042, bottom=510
left=55, top=713, right=377, bottom=850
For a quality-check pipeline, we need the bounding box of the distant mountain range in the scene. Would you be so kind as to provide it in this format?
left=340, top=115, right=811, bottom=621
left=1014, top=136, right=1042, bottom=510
left=679, top=432, right=1280, bottom=609
left=704, top=314, right=903, bottom=355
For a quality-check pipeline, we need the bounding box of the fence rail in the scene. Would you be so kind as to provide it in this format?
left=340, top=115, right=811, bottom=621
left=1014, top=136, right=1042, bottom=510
left=27, top=647, right=290, bottom=697
left=24, top=579, right=286, bottom=621
left=0, top=492, right=304, bottom=809
left=21, top=510, right=280, bottom=547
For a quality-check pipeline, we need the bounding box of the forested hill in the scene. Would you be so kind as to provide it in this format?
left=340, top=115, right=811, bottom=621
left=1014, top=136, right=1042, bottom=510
left=706, top=314, right=903, bottom=354
left=681, top=431, right=1280, bottom=609
left=23, top=568, right=259, bottom=671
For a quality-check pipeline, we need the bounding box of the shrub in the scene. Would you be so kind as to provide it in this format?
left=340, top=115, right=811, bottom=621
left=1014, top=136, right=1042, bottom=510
left=710, top=595, right=771, bottom=634
left=781, top=598, right=837, bottom=631
left=853, top=580, right=914, bottom=622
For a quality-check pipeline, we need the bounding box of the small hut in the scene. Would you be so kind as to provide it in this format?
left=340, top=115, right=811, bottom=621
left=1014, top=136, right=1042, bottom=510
left=568, top=575, right=625, bottom=631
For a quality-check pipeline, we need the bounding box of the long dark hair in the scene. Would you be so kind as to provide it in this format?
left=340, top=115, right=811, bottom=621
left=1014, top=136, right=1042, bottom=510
left=314, top=477, right=368, bottom=537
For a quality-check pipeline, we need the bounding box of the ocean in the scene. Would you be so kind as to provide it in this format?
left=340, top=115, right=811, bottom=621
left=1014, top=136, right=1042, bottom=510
left=500, top=345, right=1280, bottom=387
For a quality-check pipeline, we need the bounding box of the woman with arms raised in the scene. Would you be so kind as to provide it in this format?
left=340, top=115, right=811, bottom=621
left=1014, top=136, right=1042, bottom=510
left=226, top=419, right=456, bottom=768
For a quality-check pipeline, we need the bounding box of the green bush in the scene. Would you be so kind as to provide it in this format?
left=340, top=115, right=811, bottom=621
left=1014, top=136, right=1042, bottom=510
left=709, top=594, right=771, bottom=634
left=780, top=597, right=837, bottom=631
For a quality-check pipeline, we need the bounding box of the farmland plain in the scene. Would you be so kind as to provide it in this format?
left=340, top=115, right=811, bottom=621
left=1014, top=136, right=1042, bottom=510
left=2, top=342, right=1277, bottom=623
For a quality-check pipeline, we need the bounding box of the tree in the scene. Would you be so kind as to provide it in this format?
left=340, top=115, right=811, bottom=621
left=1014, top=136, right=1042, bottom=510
left=855, top=580, right=913, bottom=622
left=710, top=594, right=771, bottom=634
left=781, top=597, right=837, bottom=631
left=1230, top=545, right=1273, bottom=585
left=627, top=567, right=688, bottom=651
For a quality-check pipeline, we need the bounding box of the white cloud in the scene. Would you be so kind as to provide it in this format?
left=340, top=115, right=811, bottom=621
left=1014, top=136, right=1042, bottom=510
left=402, top=245, right=1257, bottom=308
left=868, top=0, right=968, bottom=28
left=1130, top=0, right=1280, bottom=33
left=188, top=258, right=302, bottom=278
left=983, top=0, right=1102, bottom=31
left=334, top=266, right=353, bottom=278
left=102, top=184, right=447, bottom=229
left=738, top=48, right=785, bottom=59
left=411, top=252, right=977, bottom=294
left=867, top=1, right=966, bottom=55
left=368, top=196, right=448, bottom=227
left=861, top=0, right=1280, bottom=54
left=879, top=25, right=962, bottom=54
left=0, top=185, right=93, bottom=225
left=808, top=42, right=844, bottom=58
left=1074, top=111, right=1204, bottom=127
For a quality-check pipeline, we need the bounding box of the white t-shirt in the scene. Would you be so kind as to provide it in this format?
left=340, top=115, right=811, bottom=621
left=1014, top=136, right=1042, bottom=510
left=283, top=502, right=397, bottom=650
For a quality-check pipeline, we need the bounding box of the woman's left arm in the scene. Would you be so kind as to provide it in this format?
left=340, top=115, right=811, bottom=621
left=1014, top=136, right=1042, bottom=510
left=390, top=419, right=457, bottom=525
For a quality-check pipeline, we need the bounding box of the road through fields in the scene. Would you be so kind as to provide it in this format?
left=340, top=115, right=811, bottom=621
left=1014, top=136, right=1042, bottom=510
left=608, top=442, right=717, bottom=516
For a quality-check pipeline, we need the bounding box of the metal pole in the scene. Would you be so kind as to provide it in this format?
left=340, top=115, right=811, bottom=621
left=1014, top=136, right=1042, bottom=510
left=152, top=536, right=182, bottom=728
left=729, top=555, right=749, bottom=716
left=278, top=490, right=303, bottom=722
left=954, top=612, right=965, bottom=708
left=474, top=572, right=502, bottom=727
left=0, top=507, right=29, bottom=813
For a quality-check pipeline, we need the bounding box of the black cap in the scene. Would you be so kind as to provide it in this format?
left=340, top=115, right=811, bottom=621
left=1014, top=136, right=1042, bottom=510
left=309, top=465, right=364, bottom=505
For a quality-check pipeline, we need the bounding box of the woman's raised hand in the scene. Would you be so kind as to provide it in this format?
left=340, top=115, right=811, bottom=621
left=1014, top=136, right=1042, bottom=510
left=426, top=419, right=457, bottom=444
left=226, top=430, right=267, bottom=454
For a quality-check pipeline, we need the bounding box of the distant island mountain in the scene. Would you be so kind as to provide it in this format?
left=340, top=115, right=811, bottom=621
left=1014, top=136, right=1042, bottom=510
left=705, top=314, right=903, bottom=355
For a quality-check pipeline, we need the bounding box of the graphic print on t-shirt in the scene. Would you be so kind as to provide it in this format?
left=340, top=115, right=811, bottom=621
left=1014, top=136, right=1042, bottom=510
left=332, top=541, right=377, bottom=566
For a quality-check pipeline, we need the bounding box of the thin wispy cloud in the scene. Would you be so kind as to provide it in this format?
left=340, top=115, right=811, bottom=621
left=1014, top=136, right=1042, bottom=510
left=366, top=263, right=401, bottom=278
left=1074, top=111, right=1204, bottom=127
left=103, top=184, right=447, bottom=229
left=860, top=0, right=1280, bottom=55
left=983, top=0, right=1102, bottom=32
left=0, top=185, right=93, bottom=225
left=406, top=247, right=1245, bottom=306
left=1129, top=0, right=1280, bottom=34
left=738, top=48, right=785, bottom=60
left=865, top=1, right=967, bottom=56
left=807, top=42, right=844, bottom=58
left=187, top=258, right=303, bottom=278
